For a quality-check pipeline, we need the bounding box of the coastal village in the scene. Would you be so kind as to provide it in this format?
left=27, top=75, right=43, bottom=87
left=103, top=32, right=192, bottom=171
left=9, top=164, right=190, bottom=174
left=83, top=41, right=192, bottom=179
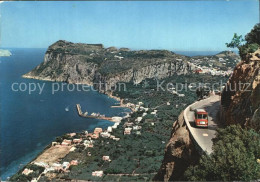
left=186, top=51, right=240, bottom=77
left=188, top=58, right=235, bottom=76
left=16, top=101, right=160, bottom=181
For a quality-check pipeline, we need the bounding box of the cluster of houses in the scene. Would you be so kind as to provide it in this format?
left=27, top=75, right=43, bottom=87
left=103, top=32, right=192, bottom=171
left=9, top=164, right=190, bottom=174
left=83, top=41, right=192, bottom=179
left=24, top=100, right=159, bottom=180
left=90, top=102, right=157, bottom=177
left=23, top=121, right=125, bottom=180
left=122, top=102, right=157, bottom=136
left=86, top=124, right=121, bottom=142
left=21, top=159, right=79, bottom=181
left=188, top=58, right=234, bottom=76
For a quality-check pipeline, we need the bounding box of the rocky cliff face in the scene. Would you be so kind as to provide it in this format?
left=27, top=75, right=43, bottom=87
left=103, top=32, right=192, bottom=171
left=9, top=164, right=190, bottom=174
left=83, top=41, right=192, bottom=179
left=23, top=40, right=192, bottom=92
left=221, top=49, right=260, bottom=131
left=154, top=112, right=200, bottom=181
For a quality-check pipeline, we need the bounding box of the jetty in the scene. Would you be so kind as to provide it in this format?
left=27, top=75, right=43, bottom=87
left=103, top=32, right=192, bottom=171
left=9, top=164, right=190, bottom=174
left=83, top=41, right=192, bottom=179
left=76, top=104, right=116, bottom=122
left=111, top=105, right=123, bottom=108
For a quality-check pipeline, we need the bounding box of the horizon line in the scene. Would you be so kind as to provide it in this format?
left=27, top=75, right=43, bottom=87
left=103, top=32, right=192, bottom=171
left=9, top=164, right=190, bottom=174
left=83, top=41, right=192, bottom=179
left=0, top=47, right=237, bottom=52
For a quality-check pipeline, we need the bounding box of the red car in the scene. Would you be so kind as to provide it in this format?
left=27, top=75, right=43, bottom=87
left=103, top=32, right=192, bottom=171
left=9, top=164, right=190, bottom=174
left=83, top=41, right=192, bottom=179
left=194, top=109, right=208, bottom=128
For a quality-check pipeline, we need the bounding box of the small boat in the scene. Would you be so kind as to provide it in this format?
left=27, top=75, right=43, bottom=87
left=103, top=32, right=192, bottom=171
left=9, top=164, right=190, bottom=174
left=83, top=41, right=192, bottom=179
left=65, top=106, right=69, bottom=112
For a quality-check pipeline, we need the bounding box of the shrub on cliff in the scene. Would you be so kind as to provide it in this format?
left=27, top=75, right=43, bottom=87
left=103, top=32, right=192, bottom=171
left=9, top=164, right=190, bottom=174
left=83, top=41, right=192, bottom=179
left=239, top=43, right=259, bottom=58
left=245, top=23, right=260, bottom=45
left=184, top=125, right=260, bottom=181
left=226, top=24, right=260, bottom=58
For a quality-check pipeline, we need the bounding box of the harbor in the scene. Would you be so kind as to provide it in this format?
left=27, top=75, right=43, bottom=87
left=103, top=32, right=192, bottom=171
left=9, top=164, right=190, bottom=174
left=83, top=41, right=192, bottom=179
left=76, top=104, right=122, bottom=122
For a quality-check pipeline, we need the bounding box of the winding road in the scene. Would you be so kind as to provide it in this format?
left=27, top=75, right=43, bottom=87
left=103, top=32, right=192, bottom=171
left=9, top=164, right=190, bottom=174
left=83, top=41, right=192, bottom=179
left=184, top=95, right=221, bottom=154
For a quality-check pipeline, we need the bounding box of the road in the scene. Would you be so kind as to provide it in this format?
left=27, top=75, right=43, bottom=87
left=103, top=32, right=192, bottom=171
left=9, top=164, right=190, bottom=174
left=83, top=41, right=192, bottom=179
left=184, top=95, right=221, bottom=154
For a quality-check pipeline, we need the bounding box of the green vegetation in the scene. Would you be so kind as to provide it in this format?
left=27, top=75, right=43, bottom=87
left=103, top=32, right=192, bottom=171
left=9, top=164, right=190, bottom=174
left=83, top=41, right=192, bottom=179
left=52, top=112, right=173, bottom=181
left=46, top=40, right=189, bottom=76
left=114, top=74, right=227, bottom=107
left=226, top=23, right=260, bottom=58
left=239, top=43, right=259, bottom=56
left=184, top=125, right=260, bottom=181
left=10, top=164, right=45, bottom=181
left=225, top=33, right=245, bottom=49
left=184, top=24, right=260, bottom=181
left=39, top=74, right=226, bottom=181
left=245, top=23, right=260, bottom=45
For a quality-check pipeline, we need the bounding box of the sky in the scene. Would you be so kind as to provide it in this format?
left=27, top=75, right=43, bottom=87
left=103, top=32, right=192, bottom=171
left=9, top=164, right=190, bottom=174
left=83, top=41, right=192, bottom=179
left=0, top=1, right=259, bottom=51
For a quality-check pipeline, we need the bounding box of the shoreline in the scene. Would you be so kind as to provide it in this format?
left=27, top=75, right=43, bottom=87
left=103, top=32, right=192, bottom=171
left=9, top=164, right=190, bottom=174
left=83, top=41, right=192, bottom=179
left=22, top=74, right=55, bottom=82
left=22, top=74, right=135, bottom=112
left=22, top=74, right=93, bottom=86
left=8, top=76, right=136, bottom=180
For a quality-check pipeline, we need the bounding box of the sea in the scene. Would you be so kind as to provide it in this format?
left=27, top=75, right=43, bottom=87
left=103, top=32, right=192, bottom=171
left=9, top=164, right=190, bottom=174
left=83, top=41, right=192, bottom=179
left=0, top=48, right=130, bottom=180
left=0, top=49, right=231, bottom=180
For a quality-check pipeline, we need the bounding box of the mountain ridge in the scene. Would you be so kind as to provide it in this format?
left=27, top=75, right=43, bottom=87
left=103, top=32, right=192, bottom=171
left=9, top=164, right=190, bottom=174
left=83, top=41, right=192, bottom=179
left=23, top=40, right=239, bottom=92
left=23, top=40, right=192, bottom=92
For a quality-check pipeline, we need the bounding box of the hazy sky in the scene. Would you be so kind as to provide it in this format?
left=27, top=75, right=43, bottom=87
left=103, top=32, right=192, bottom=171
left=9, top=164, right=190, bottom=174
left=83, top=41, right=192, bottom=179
left=0, top=1, right=259, bottom=51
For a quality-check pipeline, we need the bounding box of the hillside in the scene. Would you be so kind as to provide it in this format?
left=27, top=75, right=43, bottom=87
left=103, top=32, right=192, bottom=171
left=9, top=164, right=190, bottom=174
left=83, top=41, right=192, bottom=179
left=23, top=40, right=191, bottom=92
left=190, top=50, right=240, bottom=70
left=221, top=48, right=260, bottom=131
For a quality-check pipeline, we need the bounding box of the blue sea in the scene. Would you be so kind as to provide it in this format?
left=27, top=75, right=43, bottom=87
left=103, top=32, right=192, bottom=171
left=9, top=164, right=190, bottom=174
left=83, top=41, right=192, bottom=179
left=0, top=49, right=129, bottom=180
left=175, top=50, right=238, bottom=57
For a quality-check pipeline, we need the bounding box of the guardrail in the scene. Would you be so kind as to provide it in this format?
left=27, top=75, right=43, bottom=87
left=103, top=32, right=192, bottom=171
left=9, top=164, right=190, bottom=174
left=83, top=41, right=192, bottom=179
left=183, top=96, right=216, bottom=155
left=183, top=102, right=205, bottom=155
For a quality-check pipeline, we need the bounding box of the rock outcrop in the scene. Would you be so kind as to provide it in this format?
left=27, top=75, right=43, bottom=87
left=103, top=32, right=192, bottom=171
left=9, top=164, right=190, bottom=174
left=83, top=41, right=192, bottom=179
left=23, top=40, right=192, bottom=92
left=154, top=112, right=200, bottom=181
left=0, top=49, right=12, bottom=57
left=221, top=49, right=260, bottom=131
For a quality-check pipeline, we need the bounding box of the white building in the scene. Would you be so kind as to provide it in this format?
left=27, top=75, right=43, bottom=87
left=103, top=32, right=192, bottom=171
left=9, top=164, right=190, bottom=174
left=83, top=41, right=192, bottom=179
left=100, top=132, right=111, bottom=138
left=135, top=117, right=143, bottom=122
left=107, top=126, right=112, bottom=133
left=92, top=171, right=104, bottom=177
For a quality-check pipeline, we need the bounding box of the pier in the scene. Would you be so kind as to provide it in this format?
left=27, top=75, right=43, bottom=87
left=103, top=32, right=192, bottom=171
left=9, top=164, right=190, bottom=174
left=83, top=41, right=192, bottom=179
left=76, top=104, right=116, bottom=122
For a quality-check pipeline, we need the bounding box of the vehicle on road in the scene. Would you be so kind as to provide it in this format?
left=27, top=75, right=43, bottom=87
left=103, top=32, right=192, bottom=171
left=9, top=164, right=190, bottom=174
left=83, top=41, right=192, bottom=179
left=213, top=89, right=221, bottom=95
left=194, top=109, right=208, bottom=128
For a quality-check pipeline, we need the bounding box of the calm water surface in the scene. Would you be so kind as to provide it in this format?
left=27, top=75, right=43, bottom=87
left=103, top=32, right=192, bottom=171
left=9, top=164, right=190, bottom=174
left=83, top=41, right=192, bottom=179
left=0, top=49, right=129, bottom=180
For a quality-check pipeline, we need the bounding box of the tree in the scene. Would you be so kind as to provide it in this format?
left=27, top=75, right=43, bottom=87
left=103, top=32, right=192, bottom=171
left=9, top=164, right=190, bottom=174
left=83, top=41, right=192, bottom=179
left=184, top=125, right=260, bottom=181
left=225, top=33, right=245, bottom=49
left=226, top=24, right=260, bottom=58
left=245, top=23, right=260, bottom=45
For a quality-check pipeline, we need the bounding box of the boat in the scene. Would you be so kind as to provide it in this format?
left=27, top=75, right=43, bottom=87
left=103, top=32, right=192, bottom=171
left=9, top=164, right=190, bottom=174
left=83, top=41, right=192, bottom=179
left=65, top=106, right=69, bottom=112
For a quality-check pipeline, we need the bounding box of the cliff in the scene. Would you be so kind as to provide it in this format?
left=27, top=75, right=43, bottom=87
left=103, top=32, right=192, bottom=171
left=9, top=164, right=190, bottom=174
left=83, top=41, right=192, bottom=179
left=221, top=48, right=260, bottom=131
left=23, top=40, right=192, bottom=91
left=0, top=49, right=12, bottom=57
left=153, top=112, right=200, bottom=181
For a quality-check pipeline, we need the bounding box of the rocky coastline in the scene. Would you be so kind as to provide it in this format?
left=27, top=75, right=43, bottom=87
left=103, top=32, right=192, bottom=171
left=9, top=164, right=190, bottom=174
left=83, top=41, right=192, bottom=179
left=13, top=40, right=242, bottom=181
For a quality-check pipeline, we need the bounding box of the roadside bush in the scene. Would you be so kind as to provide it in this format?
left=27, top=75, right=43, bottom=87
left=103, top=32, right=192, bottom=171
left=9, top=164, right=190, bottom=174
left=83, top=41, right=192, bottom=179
left=184, top=125, right=260, bottom=181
